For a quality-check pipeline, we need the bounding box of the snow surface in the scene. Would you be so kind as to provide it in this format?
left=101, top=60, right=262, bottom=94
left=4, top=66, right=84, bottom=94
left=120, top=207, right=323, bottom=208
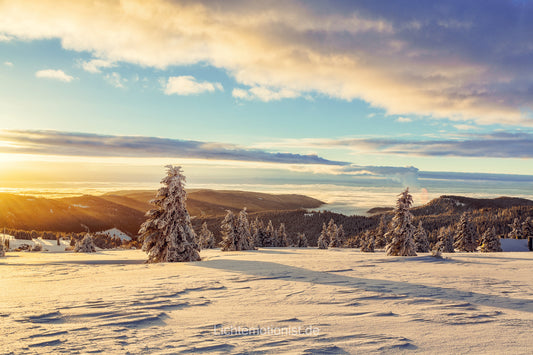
left=6, top=238, right=71, bottom=252
left=1, top=248, right=532, bottom=354
left=99, top=228, right=132, bottom=241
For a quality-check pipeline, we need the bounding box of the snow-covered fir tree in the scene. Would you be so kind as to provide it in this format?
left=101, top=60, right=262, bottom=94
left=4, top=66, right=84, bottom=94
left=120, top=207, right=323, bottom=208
left=414, top=221, right=430, bottom=252
left=295, top=232, right=308, bottom=247
left=436, top=226, right=455, bottom=253
left=199, top=222, right=216, bottom=249
left=508, top=218, right=522, bottom=239
left=480, top=227, right=502, bottom=252
left=264, top=220, right=276, bottom=247
left=328, top=221, right=342, bottom=248
left=251, top=218, right=265, bottom=247
left=236, top=208, right=255, bottom=250
left=277, top=223, right=289, bottom=247
left=220, top=210, right=238, bottom=251
left=454, top=211, right=478, bottom=252
left=0, top=238, right=5, bottom=257
left=385, top=188, right=417, bottom=256
left=336, top=225, right=345, bottom=246
left=74, top=233, right=96, bottom=253
left=522, top=217, right=533, bottom=240
left=374, top=215, right=388, bottom=248
left=139, top=165, right=200, bottom=263
left=360, top=230, right=375, bottom=252
left=326, top=219, right=338, bottom=247
left=317, top=223, right=329, bottom=249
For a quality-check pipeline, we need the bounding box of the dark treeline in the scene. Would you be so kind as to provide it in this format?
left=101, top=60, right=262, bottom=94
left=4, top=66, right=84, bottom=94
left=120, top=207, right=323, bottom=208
left=193, top=200, right=533, bottom=248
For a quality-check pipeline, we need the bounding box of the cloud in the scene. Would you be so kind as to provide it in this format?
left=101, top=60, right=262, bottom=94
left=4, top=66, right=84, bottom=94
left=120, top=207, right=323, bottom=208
left=454, top=124, right=476, bottom=131
left=105, top=72, right=127, bottom=88
left=0, top=33, right=12, bottom=42
left=35, top=69, right=74, bottom=82
left=164, top=76, right=223, bottom=96
left=232, top=86, right=300, bottom=102
left=4, top=61, right=13, bottom=67
left=1, top=1, right=532, bottom=125
left=81, top=58, right=115, bottom=73
left=269, top=132, right=533, bottom=158
left=397, top=117, right=412, bottom=123
left=0, top=129, right=346, bottom=166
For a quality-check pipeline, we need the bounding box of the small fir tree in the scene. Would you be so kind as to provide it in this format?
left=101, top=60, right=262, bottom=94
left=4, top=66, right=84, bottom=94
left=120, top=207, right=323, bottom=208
left=251, top=218, right=266, bottom=247
left=414, top=221, right=430, bottom=252
left=437, top=226, right=455, bottom=253
left=454, top=212, right=478, bottom=252
left=508, top=218, right=522, bottom=239
left=374, top=215, right=388, bottom=248
left=385, top=188, right=417, bottom=256
left=317, top=223, right=329, bottom=249
left=336, top=225, right=345, bottom=245
left=139, top=165, right=200, bottom=263
left=480, top=227, right=502, bottom=252
left=236, top=208, right=255, bottom=250
left=74, top=233, right=96, bottom=253
left=522, top=217, right=533, bottom=240
left=199, top=222, right=216, bottom=249
left=329, top=222, right=342, bottom=248
left=264, top=220, right=276, bottom=247
left=0, top=238, right=5, bottom=257
left=220, top=210, right=238, bottom=251
left=277, top=223, right=289, bottom=247
left=295, top=232, right=308, bottom=247
left=360, top=230, right=375, bottom=252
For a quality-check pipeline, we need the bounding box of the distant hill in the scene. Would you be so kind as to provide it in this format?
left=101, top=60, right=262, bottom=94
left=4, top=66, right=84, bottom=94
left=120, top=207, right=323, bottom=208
left=368, top=195, right=533, bottom=216
left=0, top=190, right=324, bottom=235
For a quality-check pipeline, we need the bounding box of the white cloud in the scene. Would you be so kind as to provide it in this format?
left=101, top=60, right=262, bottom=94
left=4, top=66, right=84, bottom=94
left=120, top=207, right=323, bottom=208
left=0, top=33, right=12, bottom=42
left=105, top=72, right=127, bottom=88
left=81, top=58, right=115, bottom=73
left=232, top=86, right=300, bottom=102
left=164, top=76, right=223, bottom=96
left=397, top=117, right=412, bottom=123
left=35, top=69, right=74, bottom=82
left=4, top=61, right=13, bottom=67
left=454, top=124, right=476, bottom=131
left=1, top=1, right=532, bottom=125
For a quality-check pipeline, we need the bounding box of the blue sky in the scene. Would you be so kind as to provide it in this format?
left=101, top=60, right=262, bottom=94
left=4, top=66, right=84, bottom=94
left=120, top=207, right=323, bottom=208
left=1, top=0, right=533, bottom=196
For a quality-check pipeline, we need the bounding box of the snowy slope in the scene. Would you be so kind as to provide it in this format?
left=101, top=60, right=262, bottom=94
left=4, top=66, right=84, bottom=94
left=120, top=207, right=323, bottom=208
left=0, top=249, right=532, bottom=354
left=501, top=238, right=530, bottom=252
left=6, top=238, right=71, bottom=252
left=98, top=228, right=132, bottom=241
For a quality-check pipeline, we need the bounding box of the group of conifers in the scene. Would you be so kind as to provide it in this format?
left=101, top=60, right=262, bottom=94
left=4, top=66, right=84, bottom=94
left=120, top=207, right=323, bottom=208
left=134, top=166, right=509, bottom=263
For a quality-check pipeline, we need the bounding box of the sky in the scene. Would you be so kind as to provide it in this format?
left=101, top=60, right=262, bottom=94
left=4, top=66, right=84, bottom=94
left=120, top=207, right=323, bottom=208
left=0, top=0, right=533, bottom=205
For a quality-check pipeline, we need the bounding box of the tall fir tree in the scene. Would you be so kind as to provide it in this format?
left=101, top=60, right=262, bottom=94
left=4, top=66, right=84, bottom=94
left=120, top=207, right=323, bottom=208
left=199, top=222, right=216, bottom=249
left=328, top=221, right=342, bottom=248
left=220, top=210, right=238, bottom=251
left=385, top=188, right=417, bottom=256
left=508, top=218, right=522, bottom=239
left=317, top=223, right=329, bottom=249
left=480, top=227, right=502, bottom=252
left=414, top=221, right=430, bottom=252
left=277, top=223, right=289, bottom=247
left=139, top=166, right=200, bottom=263
left=454, top=211, right=478, bottom=252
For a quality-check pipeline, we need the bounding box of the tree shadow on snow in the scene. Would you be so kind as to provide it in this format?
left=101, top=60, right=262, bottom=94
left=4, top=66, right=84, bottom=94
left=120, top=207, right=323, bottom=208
left=193, top=258, right=533, bottom=313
